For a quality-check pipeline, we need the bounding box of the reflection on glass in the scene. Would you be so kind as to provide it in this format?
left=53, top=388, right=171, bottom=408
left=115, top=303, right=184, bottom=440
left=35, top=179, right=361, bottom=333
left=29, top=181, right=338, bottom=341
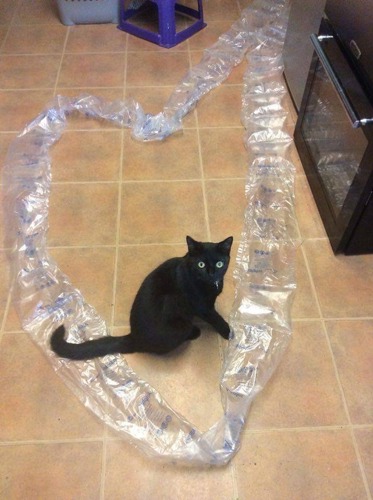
left=301, top=60, right=368, bottom=218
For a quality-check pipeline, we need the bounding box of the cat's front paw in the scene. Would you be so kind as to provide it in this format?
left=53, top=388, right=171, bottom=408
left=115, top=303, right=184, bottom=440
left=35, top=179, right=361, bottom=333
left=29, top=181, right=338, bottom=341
left=218, top=320, right=230, bottom=340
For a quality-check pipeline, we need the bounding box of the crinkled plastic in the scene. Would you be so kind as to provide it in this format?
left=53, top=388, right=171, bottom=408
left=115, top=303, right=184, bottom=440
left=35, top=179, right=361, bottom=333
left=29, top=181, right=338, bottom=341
left=2, top=0, right=297, bottom=465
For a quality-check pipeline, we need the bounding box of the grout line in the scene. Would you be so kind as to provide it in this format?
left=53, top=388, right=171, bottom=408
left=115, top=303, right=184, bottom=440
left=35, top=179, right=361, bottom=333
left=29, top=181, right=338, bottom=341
left=0, top=422, right=372, bottom=447
left=0, top=1, right=20, bottom=50
left=350, top=429, right=373, bottom=500
left=47, top=242, right=186, bottom=249
left=0, top=437, right=106, bottom=447
left=1, top=52, right=68, bottom=57
left=53, top=26, right=69, bottom=97
left=293, top=316, right=373, bottom=322
left=0, top=283, right=13, bottom=339
left=126, top=82, right=244, bottom=89
left=229, top=460, right=239, bottom=500
left=109, top=40, right=128, bottom=331
left=0, top=26, right=11, bottom=53
left=323, top=316, right=373, bottom=322
left=100, top=426, right=109, bottom=500
left=104, top=423, right=373, bottom=439
left=243, top=424, right=373, bottom=434
left=193, top=73, right=211, bottom=237
left=50, top=178, right=244, bottom=185
left=1, top=86, right=121, bottom=91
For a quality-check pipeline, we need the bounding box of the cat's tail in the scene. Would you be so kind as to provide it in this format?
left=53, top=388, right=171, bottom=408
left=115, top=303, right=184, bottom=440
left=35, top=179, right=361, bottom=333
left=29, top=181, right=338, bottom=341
left=50, top=325, right=135, bottom=360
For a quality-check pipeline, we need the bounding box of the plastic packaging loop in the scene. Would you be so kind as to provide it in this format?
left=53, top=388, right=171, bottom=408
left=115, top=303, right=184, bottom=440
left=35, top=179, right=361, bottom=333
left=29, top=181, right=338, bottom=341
left=3, top=0, right=297, bottom=465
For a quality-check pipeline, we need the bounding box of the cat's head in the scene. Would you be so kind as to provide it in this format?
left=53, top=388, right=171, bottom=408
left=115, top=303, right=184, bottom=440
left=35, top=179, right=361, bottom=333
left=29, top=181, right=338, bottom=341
left=185, top=235, right=233, bottom=289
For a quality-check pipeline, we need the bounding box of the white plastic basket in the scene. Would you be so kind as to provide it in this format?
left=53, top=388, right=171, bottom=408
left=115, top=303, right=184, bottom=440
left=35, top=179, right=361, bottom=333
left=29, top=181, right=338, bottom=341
left=56, top=0, right=119, bottom=26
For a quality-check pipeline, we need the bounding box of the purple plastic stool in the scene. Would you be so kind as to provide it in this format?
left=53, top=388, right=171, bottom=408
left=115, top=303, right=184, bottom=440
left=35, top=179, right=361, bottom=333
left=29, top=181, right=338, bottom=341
left=118, top=0, right=206, bottom=48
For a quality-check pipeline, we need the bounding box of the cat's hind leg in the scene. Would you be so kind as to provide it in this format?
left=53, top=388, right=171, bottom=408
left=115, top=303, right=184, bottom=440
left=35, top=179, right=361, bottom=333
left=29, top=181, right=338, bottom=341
left=150, top=295, right=199, bottom=353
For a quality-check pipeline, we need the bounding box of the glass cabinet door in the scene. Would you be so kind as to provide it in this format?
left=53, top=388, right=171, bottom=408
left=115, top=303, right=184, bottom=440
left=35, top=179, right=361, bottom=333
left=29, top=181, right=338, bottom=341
left=300, top=57, right=368, bottom=219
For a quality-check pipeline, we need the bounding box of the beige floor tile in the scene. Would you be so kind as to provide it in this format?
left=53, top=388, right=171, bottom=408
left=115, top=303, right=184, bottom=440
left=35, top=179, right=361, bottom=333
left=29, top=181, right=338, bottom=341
left=3, top=304, right=23, bottom=332
left=122, top=129, right=201, bottom=180
left=200, top=127, right=247, bottom=179
left=49, top=183, right=118, bottom=246
left=304, top=239, right=373, bottom=318
left=205, top=179, right=246, bottom=241
left=296, top=174, right=327, bottom=240
left=326, top=320, right=373, bottom=425
left=114, top=244, right=185, bottom=325
left=203, top=0, right=240, bottom=21
left=197, top=85, right=243, bottom=127
left=13, top=0, right=60, bottom=25
left=354, top=428, right=373, bottom=497
left=58, top=53, right=125, bottom=88
left=0, top=250, right=10, bottom=326
left=65, top=24, right=126, bottom=53
left=126, top=51, right=190, bottom=87
left=189, top=21, right=233, bottom=49
left=52, top=130, right=122, bottom=182
left=0, top=132, right=17, bottom=179
left=0, top=333, right=104, bottom=440
left=0, top=192, right=8, bottom=244
left=235, top=429, right=367, bottom=499
left=127, top=328, right=223, bottom=432
left=0, top=3, right=17, bottom=25
left=104, top=439, right=235, bottom=499
left=0, top=54, right=60, bottom=89
left=0, top=89, right=54, bottom=132
left=248, top=321, right=347, bottom=428
left=1, top=24, right=67, bottom=54
left=50, top=247, right=116, bottom=322
left=0, top=26, right=7, bottom=45
left=0, top=441, right=102, bottom=499
left=119, top=181, right=207, bottom=244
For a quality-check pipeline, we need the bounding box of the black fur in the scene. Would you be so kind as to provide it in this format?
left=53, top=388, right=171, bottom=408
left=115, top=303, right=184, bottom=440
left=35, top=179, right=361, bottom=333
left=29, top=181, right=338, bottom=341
left=50, top=235, right=233, bottom=360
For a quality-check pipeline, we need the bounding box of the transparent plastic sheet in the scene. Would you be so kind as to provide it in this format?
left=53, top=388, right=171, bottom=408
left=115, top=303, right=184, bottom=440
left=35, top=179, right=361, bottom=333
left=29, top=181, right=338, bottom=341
left=2, top=0, right=297, bottom=465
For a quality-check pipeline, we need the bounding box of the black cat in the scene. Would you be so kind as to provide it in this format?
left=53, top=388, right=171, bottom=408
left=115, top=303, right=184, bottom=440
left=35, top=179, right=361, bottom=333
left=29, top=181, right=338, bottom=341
left=51, top=235, right=233, bottom=360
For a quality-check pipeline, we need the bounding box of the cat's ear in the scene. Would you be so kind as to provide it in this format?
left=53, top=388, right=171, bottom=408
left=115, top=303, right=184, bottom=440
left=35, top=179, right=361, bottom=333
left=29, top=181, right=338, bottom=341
left=186, top=235, right=202, bottom=255
left=218, top=236, right=233, bottom=254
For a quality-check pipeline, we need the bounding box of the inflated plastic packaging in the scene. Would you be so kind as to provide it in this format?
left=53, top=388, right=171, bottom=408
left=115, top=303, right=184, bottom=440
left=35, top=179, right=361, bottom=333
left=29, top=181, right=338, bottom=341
left=2, top=0, right=297, bottom=465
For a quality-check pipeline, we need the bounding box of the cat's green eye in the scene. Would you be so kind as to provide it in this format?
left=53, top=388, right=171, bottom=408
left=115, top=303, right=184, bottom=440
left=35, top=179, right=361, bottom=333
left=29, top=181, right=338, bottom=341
left=216, top=261, right=224, bottom=268
left=198, top=261, right=205, bottom=269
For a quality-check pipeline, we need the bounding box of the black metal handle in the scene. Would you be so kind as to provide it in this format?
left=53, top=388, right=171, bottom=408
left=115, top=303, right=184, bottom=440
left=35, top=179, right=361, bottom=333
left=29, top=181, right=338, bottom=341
left=311, top=33, right=372, bottom=128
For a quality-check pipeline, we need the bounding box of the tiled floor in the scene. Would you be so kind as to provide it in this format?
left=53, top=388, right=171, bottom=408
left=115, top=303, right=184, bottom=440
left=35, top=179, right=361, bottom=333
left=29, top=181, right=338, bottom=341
left=1, top=0, right=373, bottom=499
